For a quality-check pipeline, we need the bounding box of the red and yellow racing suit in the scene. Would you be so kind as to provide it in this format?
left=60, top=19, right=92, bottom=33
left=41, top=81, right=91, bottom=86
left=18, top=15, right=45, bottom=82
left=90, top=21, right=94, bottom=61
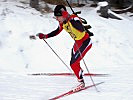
left=46, top=14, right=92, bottom=80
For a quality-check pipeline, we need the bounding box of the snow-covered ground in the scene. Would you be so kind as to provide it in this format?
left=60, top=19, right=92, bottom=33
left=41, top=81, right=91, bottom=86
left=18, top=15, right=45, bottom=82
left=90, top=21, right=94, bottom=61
left=0, top=0, right=133, bottom=100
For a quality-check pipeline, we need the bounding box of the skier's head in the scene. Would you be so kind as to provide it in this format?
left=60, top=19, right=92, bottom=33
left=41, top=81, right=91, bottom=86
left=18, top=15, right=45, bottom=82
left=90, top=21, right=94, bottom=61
left=54, top=5, right=69, bottom=18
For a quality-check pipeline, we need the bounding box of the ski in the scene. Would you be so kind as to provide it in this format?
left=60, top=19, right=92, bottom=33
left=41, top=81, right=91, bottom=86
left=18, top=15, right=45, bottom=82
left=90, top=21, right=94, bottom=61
left=28, top=73, right=109, bottom=77
left=49, top=82, right=104, bottom=100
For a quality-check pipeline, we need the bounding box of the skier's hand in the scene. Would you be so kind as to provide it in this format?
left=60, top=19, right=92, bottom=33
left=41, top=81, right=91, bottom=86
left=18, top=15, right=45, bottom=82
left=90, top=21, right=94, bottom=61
left=36, top=33, right=47, bottom=39
left=29, top=35, right=36, bottom=40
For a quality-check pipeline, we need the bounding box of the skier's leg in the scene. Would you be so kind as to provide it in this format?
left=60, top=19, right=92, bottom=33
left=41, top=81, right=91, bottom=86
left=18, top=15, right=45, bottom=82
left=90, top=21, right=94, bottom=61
left=70, top=38, right=92, bottom=80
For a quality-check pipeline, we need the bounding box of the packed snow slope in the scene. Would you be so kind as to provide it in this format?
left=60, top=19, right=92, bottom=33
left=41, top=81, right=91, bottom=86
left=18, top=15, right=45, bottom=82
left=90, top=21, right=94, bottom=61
left=0, top=0, right=133, bottom=100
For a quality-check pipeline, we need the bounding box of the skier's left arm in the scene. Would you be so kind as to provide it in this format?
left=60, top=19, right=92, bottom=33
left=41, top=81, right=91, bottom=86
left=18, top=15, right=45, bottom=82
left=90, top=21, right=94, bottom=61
left=70, top=17, right=93, bottom=37
left=70, top=17, right=85, bottom=32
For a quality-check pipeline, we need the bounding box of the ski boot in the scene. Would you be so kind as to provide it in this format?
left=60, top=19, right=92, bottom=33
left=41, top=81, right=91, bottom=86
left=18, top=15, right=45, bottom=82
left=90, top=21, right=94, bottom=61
left=73, top=79, right=85, bottom=92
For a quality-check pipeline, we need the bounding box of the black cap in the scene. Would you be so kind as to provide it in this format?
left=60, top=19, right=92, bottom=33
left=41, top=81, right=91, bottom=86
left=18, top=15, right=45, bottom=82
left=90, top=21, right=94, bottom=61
left=54, top=5, right=66, bottom=16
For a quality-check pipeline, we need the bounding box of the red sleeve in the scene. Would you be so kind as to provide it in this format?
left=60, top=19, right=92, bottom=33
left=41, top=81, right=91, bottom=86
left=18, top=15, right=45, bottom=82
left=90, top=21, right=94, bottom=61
left=46, top=24, right=63, bottom=38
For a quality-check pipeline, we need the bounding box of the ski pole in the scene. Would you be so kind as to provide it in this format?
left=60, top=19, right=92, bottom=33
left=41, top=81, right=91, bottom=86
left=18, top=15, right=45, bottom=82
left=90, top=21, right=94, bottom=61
left=75, top=42, right=99, bottom=92
left=43, top=39, right=72, bottom=73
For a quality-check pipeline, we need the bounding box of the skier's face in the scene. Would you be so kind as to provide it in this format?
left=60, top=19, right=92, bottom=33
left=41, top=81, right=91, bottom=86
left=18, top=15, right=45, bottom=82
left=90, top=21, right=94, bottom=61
left=56, top=16, right=65, bottom=24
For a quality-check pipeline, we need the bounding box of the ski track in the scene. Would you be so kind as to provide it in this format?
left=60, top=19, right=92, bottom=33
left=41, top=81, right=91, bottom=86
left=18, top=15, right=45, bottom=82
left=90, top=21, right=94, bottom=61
left=0, top=65, right=133, bottom=100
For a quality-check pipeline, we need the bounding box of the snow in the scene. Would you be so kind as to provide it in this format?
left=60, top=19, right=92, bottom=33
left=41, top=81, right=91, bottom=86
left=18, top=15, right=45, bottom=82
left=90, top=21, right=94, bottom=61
left=98, top=1, right=108, bottom=7
left=0, top=0, right=133, bottom=100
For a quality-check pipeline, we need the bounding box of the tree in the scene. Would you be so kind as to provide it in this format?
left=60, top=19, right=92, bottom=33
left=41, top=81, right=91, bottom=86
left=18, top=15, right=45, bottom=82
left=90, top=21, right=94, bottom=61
left=42, top=0, right=66, bottom=5
left=30, top=0, right=39, bottom=10
left=107, top=0, right=132, bottom=8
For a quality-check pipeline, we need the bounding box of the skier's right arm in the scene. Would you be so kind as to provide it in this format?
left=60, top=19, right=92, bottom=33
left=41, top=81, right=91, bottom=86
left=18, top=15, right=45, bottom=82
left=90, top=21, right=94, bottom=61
left=37, top=24, right=63, bottom=39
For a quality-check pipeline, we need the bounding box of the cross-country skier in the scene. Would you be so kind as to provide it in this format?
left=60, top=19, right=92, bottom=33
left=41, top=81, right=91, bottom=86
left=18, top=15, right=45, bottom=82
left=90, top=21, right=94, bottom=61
left=36, top=5, right=92, bottom=90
